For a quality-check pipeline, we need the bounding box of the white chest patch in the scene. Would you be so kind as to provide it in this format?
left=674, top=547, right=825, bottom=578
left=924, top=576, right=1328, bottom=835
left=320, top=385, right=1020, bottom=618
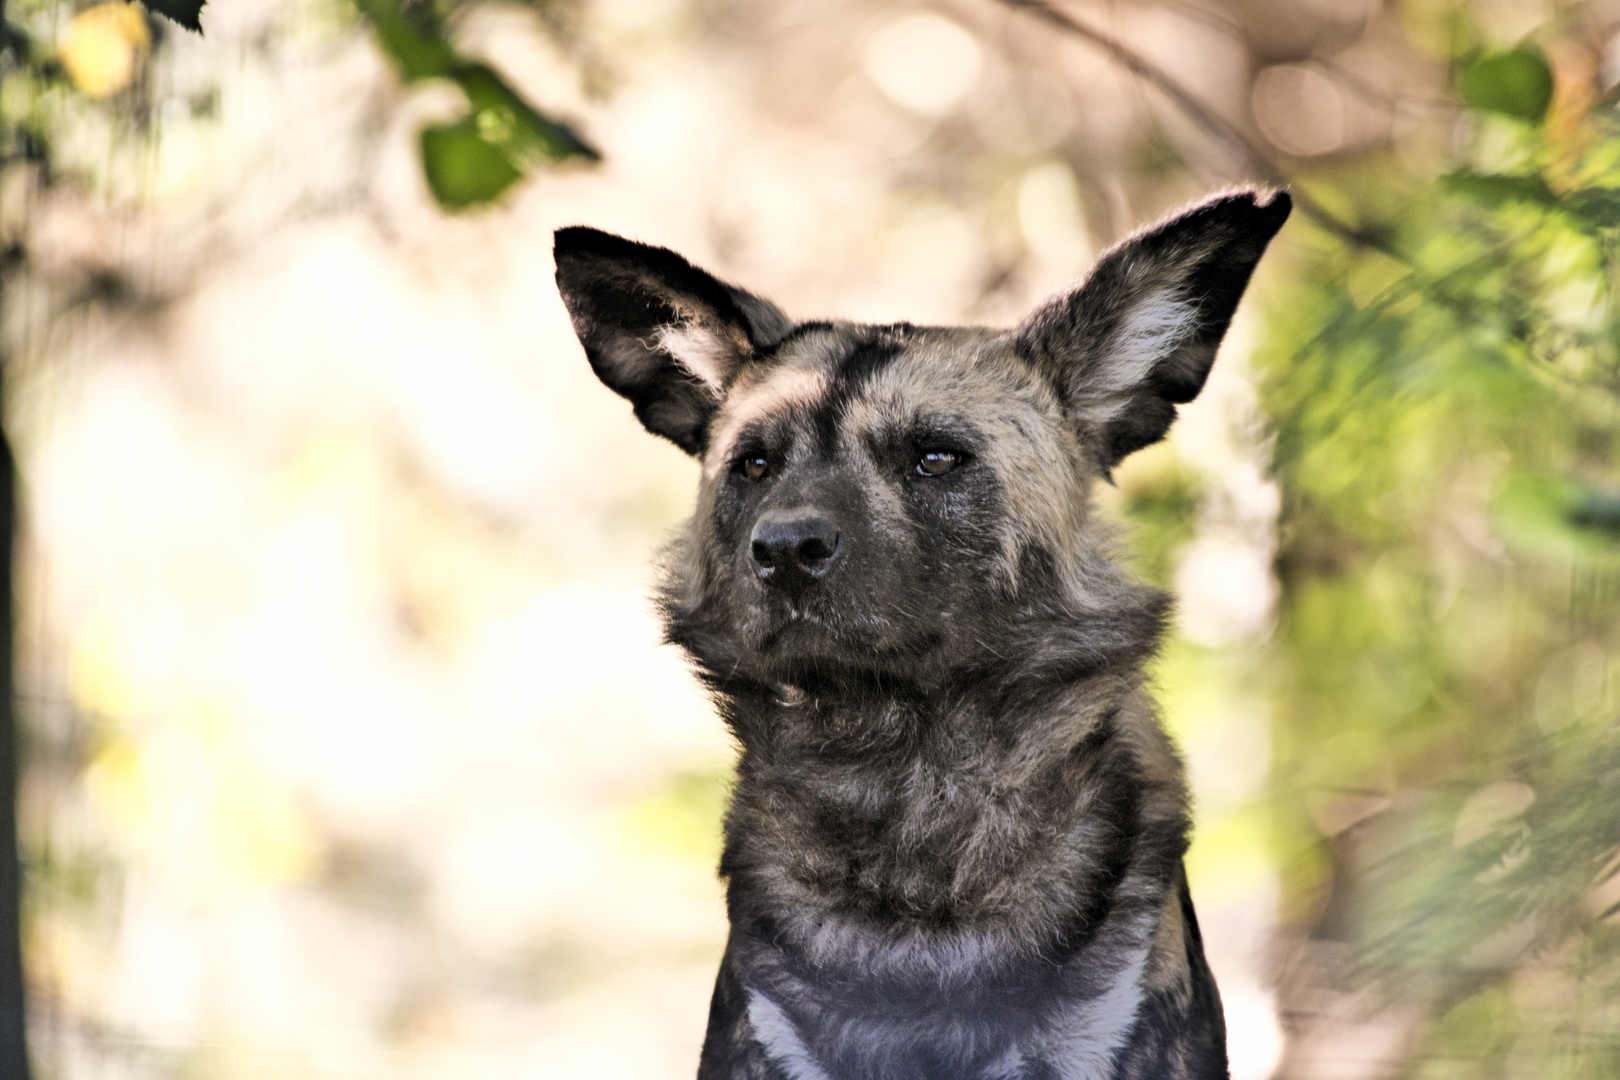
left=1044, top=945, right=1151, bottom=1080
left=744, top=940, right=1149, bottom=1080
left=747, top=989, right=834, bottom=1080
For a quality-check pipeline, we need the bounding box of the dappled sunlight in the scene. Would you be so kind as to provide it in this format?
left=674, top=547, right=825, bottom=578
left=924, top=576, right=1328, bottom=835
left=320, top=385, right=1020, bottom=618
left=11, top=0, right=1620, bottom=1078
left=15, top=0, right=1295, bottom=1073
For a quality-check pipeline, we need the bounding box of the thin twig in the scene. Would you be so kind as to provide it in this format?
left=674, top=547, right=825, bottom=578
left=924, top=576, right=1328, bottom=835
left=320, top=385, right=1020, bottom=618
left=996, top=0, right=1398, bottom=257
left=1154, top=0, right=1455, bottom=115
left=1309, top=54, right=1457, bottom=117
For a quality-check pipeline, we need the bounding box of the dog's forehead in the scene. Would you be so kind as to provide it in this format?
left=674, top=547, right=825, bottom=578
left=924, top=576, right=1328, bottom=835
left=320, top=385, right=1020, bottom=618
left=706, top=324, right=1047, bottom=471
left=703, top=339, right=833, bottom=475
left=852, top=328, right=1047, bottom=420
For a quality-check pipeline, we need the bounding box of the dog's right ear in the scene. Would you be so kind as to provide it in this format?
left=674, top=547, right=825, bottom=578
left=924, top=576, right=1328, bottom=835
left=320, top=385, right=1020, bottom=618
left=554, top=227, right=792, bottom=455
left=1013, top=190, right=1290, bottom=473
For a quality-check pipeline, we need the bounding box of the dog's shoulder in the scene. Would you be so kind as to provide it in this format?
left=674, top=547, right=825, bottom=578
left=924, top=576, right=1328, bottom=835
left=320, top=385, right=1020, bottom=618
left=1111, top=868, right=1230, bottom=1080
left=699, top=938, right=793, bottom=1080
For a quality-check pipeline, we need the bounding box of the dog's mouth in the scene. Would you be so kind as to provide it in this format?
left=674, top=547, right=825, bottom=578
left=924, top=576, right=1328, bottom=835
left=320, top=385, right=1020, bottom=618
left=757, top=605, right=843, bottom=654
left=749, top=599, right=946, bottom=685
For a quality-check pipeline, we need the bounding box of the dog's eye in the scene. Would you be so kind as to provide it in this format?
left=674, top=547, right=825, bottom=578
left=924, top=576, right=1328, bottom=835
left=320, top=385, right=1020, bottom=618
left=740, top=456, right=770, bottom=480
left=916, top=450, right=960, bottom=477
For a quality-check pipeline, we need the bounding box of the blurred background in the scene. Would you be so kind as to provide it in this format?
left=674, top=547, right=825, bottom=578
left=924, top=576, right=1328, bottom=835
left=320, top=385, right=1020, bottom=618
left=2, top=0, right=1618, bottom=1077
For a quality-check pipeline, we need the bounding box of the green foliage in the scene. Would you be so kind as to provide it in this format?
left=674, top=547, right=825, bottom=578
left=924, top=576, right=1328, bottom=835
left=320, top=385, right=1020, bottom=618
left=1258, top=10, right=1620, bottom=1072
left=359, top=0, right=599, bottom=210
left=419, top=117, right=524, bottom=209
left=1459, top=48, right=1555, bottom=123
left=0, top=0, right=595, bottom=211
left=1493, top=473, right=1620, bottom=559
left=365, top=0, right=460, bottom=79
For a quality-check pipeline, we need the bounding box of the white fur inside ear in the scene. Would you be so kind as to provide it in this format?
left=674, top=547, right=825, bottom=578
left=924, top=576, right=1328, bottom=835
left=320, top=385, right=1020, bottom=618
left=656, top=323, right=735, bottom=397
left=1104, top=291, right=1198, bottom=391
left=1073, top=291, right=1199, bottom=422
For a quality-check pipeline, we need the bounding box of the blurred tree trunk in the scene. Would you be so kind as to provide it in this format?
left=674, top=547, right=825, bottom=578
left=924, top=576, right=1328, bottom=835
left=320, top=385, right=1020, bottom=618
left=0, top=350, right=28, bottom=1078
left=0, top=0, right=31, bottom=1049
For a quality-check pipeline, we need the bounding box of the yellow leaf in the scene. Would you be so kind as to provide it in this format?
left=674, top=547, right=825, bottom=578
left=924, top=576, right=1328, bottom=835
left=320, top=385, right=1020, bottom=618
left=59, top=3, right=150, bottom=99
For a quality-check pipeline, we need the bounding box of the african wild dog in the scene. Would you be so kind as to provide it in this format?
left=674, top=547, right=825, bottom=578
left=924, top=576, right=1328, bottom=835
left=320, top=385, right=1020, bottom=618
left=553, top=189, right=1290, bottom=1080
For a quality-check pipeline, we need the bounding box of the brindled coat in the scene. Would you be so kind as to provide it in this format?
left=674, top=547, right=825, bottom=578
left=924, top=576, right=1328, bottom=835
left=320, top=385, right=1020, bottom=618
left=553, top=189, right=1291, bottom=1080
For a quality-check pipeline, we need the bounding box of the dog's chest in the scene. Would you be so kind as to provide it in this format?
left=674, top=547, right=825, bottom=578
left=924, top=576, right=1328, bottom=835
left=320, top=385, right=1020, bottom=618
left=740, top=935, right=1153, bottom=1080
left=734, top=707, right=1108, bottom=924
left=720, top=707, right=1157, bottom=1077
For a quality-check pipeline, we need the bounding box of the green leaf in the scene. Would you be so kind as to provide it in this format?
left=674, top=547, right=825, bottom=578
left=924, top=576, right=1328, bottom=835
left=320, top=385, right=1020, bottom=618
left=355, top=0, right=455, bottom=81
left=419, top=118, right=524, bottom=209
left=449, top=63, right=600, bottom=165
left=142, top=0, right=206, bottom=33
left=1490, top=473, right=1620, bottom=559
left=1444, top=172, right=1620, bottom=233
left=1443, top=171, right=1557, bottom=209
left=1566, top=188, right=1620, bottom=229
left=355, top=0, right=600, bottom=209
left=1568, top=487, right=1620, bottom=534
left=1459, top=49, right=1554, bottom=123
left=372, top=19, right=456, bottom=80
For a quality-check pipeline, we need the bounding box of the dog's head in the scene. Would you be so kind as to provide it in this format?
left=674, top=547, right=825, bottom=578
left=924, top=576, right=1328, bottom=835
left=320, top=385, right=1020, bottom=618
left=555, top=191, right=1289, bottom=690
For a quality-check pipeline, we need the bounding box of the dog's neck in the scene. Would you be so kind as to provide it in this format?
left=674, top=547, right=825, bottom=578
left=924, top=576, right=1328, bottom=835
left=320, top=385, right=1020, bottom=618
left=732, top=666, right=1123, bottom=777
left=717, top=662, right=1180, bottom=957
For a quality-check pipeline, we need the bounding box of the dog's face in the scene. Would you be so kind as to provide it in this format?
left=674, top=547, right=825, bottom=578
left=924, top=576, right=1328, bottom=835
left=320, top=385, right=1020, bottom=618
left=684, top=321, right=1060, bottom=680
left=555, top=192, right=1289, bottom=687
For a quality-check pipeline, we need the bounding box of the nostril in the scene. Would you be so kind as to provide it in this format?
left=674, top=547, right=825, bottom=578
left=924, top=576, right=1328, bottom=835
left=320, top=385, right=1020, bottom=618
left=797, top=534, right=838, bottom=565
left=750, top=540, right=775, bottom=569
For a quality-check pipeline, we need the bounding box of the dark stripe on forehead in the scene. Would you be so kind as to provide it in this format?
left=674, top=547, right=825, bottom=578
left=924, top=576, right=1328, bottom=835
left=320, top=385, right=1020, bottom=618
left=755, top=320, right=835, bottom=361
left=835, top=323, right=912, bottom=387
left=811, top=323, right=913, bottom=451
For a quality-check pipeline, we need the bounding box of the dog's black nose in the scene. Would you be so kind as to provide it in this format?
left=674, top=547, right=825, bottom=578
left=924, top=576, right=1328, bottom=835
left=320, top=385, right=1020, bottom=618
left=750, top=512, right=841, bottom=592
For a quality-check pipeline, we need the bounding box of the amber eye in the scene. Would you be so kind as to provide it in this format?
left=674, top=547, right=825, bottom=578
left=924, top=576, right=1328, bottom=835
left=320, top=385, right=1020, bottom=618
left=740, top=456, right=770, bottom=480
left=916, top=450, right=960, bottom=477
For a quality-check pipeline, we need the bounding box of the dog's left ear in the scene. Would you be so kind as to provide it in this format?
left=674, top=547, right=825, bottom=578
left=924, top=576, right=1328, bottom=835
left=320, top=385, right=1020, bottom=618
left=554, top=227, right=792, bottom=455
left=1014, top=189, right=1290, bottom=471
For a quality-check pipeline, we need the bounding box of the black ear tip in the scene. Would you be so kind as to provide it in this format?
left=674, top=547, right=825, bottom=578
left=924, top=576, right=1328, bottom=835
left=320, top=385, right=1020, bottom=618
left=1257, top=188, right=1293, bottom=225
left=1176, top=188, right=1292, bottom=241
left=1217, top=188, right=1292, bottom=240
left=553, top=224, right=596, bottom=250
left=1223, top=186, right=1291, bottom=214
left=553, top=225, right=594, bottom=264
left=553, top=225, right=641, bottom=262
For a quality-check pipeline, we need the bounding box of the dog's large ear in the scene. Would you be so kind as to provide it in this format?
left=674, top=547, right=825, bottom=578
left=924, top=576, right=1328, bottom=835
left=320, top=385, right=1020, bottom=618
left=554, top=227, right=792, bottom=455
left=1013, top=189, right=1290, bottom=471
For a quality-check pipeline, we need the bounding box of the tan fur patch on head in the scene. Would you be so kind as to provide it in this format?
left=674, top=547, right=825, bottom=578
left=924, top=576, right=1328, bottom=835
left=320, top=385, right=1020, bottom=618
left=706, top=363, right=832, bottom=480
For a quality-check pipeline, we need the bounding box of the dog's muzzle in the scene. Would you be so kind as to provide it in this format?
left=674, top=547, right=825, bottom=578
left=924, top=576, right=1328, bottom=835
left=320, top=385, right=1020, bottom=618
left=749, top=509, right=842, bottom=601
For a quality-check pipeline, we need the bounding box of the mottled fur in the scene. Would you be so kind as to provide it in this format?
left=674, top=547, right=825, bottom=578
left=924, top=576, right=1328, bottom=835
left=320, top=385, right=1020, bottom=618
left=553, top=190, right=1290, bottom=1080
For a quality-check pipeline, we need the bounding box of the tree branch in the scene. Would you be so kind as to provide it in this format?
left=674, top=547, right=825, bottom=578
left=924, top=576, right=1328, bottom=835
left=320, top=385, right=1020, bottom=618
left=996, top=0, right=1395, bottom=255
